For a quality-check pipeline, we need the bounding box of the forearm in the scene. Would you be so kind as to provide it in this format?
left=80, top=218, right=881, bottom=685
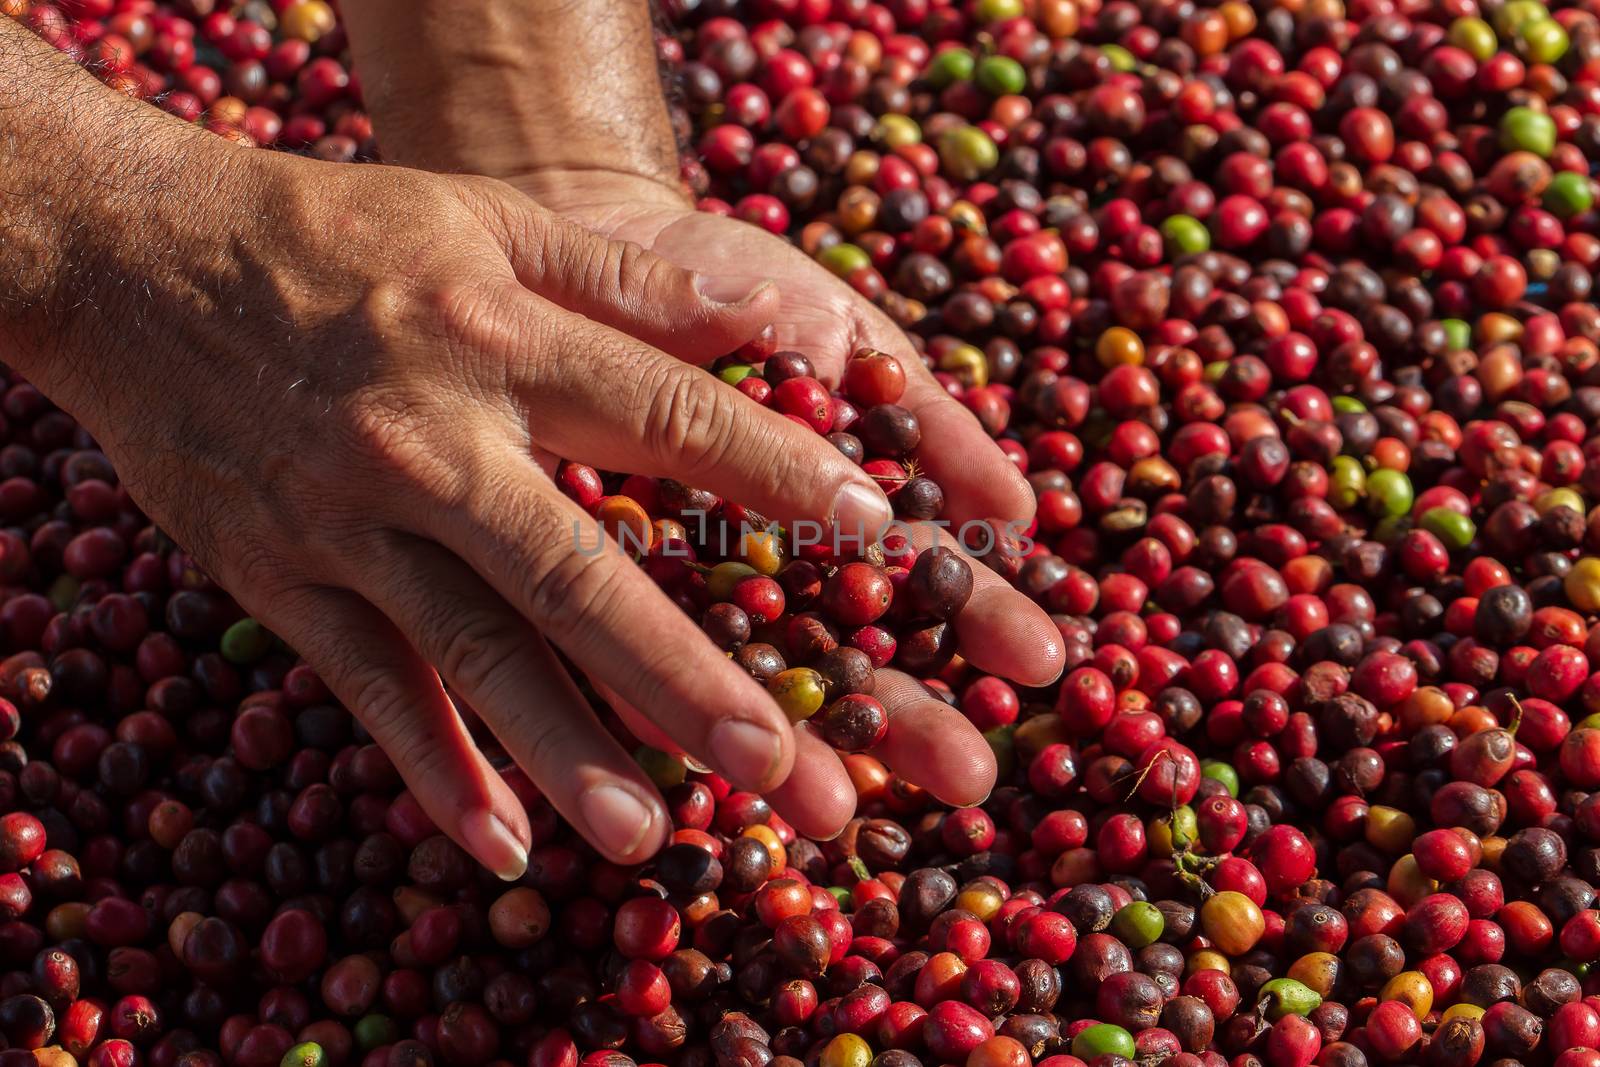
left=0, top=16, right=244, bottom=396
left=341, top=0, right=681, bottom=191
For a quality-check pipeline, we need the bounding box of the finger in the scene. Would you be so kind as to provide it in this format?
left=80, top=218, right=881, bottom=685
left=834, top=299, right=1035, bottom=527
left=602, top=679, right=854, bottom=840
left=763, top=724, right=856, bottom=840
left=521, top=306, right=894, bottom=537
left=473, top=189, right=780, bottom=361
left=871, top=668, right=997, bottom=807
left=432, top=456, right=797, bottom=795
left=898, top=354, right=1037, bottom=528
left=255, top=585, right=533, bottom=879
left=351, top=535, right=671, bottom=863
left=905, top=523, right=1065, bottom=687
left=591, top=677, right=681, bottom=754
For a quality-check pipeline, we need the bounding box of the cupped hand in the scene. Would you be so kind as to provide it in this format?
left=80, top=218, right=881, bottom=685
left=516, top=169, right=1039, bottom=529
left=515, top=167, right=1067, bottom=839
left=38, top=146, right=914, bottom=871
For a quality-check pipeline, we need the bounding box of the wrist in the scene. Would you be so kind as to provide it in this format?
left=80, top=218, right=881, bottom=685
left=510, top=166, right=693, bottom=217
left=342, top=1, right=683, bottom=191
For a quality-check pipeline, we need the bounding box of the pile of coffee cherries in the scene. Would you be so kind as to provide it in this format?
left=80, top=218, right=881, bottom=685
left=18, top=0, right=367, bottom=160
left=13, top=1, right=1600, bottom=1067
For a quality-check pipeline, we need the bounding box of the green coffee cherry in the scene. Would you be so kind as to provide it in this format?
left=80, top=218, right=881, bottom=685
left=1366, top=467, right=1414, bottom=518
left=975, top=55, right=1026, bottom=95
left=1073, top=1024, right=1137, bottom=1061
left=1500, top=106, right=1557, bottom=157
left=221, top=618, right=273, bottom=664
left=1161, top=214, right=1210, bottom=256
left=1420, top=507, right=1475, bottom=551
left=926, top=47, right=975, bottom=88
left=1112, top=900, right=1166, bottom=948
left=818, top=243, right=872, bottom=278
left=1545, top=171, right=1594, bottom=218
left=939, top=126, right=999, bottom=181
left=1201, top=759, right=1240, bottom=796
left=1329, top=455, right=1367, bottom=510
left=1260, top=978, right=1324, bottom=1019
left=1448, top=16, right=1498, bottom=60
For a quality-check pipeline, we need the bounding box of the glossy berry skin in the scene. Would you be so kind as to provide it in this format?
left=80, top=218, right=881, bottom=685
left=961, top=676, right=1019, bottom=731
left=1413, top=829, right=1476, bottom=882
left=822, top=563, right=894, bottom=626
left=613, top=898, right=681, bottom=961
left=922, top=999, right=996, bottom=1061
left=732, top=576, right=786, bottom=624
left=843, top=350, right=907, bottom=407
left=905, top=547, right=973, bottom=620
left=1058, top=667, right=1116, bottom=734
left=1560, top=911, right=1600, bottom=961
left=0, top=813, right=46, bottom=873
left=772, top=376, right=835, bottom=433
left=1366, top=1000, right=1422, bottom=1060
left=1266, top=1014, right=1322, bottom=1067
left=1013, top=911, right=1077, bottom=965
left=819, top=694, right=889, bottom=752
left=1249, top=824, right=1316, bottom=897
left=614, top=960, right=672, bottom=1017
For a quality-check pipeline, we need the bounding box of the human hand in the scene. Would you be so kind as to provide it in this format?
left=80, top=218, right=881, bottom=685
left=330, top=0, right=1064, bottom=842
left=25, top=143, right=927, bottom=871
left=511, top=168, right=1066, bottom=838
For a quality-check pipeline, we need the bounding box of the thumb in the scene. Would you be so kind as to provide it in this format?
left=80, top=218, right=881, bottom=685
left=488, top=194, right=779, bottom=361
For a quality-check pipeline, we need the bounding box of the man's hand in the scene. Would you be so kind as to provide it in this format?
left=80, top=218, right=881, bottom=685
left=338, top=0, right=1067, bottom=843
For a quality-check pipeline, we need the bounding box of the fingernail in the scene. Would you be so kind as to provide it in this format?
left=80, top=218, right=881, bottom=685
left=710, top=718, right=784, bottom=789
left=832, top=482, right=893, bottom=546
left=695, top=275, right=775, bottom=307
left=460, top=810, right=528, bottom=882
left=579, top=785, right=655, bottom=858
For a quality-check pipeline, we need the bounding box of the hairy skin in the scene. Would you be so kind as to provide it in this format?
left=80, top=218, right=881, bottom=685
left=344, top=0, right=1066, bottom=839
left=342, top=0, right=680, bottom=189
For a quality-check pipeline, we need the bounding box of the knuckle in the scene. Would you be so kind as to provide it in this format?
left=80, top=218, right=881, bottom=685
left=640, top=368, right=737, bottom=470
left=352, top=279, right=411, bottom=342
left=349, top=668, right=411, bottom=743
left=350, top=668, right=447, bottom=780
left=609, top=241, right=674, bottom=313
left=648, top=372, right=800, bottom=503
left=340, top=394, right=431, bottom=477
left=524, top=547, right=626, bottom=649
left=629, top=638, right=697, bottom=710
left=429, top=282, right=518, bottom=363
left=574, top=231, right=619, bottom=302
left=437, top=613, right=529, bottom=702
left=536, top=215, right=601, bottom=293
left=506, top=704, right=575, bottom=776
left=745, top=429, right=806, bottom=504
